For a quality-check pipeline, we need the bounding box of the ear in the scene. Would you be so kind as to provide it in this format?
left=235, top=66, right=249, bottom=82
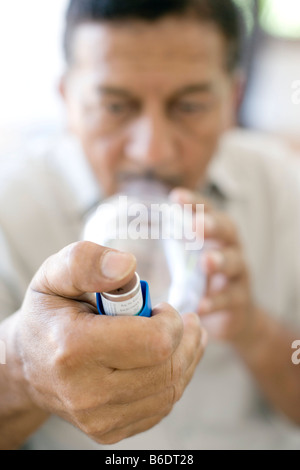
left=57, top=73, right=76, bottom=133
left=232, top=69, right=247, bottom=114
left=224, top=70, right=246, bottom=127
left=58, top=74, right=67, bottom=102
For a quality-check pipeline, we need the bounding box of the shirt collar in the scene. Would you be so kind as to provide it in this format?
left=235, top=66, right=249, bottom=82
left=202, top=132, right=245, bottom=202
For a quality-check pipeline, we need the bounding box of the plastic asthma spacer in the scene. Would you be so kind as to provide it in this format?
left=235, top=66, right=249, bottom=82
left=96, top=272, right=152, bottom=317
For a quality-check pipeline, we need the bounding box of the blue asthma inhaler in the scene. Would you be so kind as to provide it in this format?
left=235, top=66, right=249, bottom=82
left=96, top=273, right=152, bottom=317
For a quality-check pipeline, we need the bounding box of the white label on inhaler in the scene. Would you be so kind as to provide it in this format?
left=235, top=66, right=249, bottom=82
left=100, top=292, right=143, bottom=316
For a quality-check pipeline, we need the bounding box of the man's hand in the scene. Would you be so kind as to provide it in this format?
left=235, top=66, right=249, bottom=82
left=170, top=188, right=300, bottom=425
left=170, top=188, right=256, bottom=345
left=16, top=241, right=206, bottom=445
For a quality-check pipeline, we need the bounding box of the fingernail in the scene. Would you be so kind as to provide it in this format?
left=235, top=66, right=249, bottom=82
left=100, top=251, right=136, bottom=281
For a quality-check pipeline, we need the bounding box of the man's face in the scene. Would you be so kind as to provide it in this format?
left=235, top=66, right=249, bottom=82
left=62, top=17, right=239, bottom=196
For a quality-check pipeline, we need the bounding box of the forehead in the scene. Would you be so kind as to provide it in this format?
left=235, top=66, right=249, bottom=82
left=71, top=18, right=228, bottom=85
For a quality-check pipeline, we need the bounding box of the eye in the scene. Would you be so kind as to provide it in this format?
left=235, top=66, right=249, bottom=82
left=174, top=101, right=209, bottom=114
left=105, top=101, right=130, bottom=115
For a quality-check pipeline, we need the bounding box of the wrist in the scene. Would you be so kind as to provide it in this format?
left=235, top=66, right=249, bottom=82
left=0, top=312, right=49, bottom=449
left=231, top=306, right=269, bottom=361
left=2, top=311, right=48, bottom=416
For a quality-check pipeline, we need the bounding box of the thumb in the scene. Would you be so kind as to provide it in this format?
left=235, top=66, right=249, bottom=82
left=30, top=241, right=137, bottom=298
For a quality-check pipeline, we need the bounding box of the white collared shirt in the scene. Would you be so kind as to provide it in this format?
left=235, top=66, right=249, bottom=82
left=1, top=128, right=300, bottom=450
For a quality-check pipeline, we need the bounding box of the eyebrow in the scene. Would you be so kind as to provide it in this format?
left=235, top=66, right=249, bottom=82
left=97, top=86, right=133, bottom=99
left=172, top=83, right=214, bottom=99
left=97, top=82, right=214, bottom=100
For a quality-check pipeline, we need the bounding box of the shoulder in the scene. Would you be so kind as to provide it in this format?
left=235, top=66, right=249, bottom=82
left=0, top=138, right=63, bottom=241
left=0, top=134, right=97, bottom=275
left=0, top=136, right=64, bottom=207
left=220, top=127, right=298, bottom=173
left=0, top=133, right=100, bottom=220
left=216, top=128, right=300, bottom=205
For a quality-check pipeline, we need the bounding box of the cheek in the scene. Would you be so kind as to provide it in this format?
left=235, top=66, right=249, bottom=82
left=65, top=99, right=126, bottom=192
left=81, top=134, right=126, bottom=194
left=177, top=111, right=227, bottom=187
left=174, top=141, right=212, bottom=190
left=180, top=118, right=221, bottom=165
left=197, top=106, right=232, bottom=137
left=188, top=102, right=233, bottom=154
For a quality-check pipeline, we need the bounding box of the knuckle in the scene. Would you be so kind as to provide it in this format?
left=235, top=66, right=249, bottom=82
left=89, top=416, right=121, bottom=440
left=97, top=434, right=122, bottom=446
left=51, top=353, right=71, bottom=382
left=151, top=330, right=174, bottom=364
left=81, top=420, right=106, bottom=438
left=159, top=399, right=174, bottom=422
left=67, top=241, right=86, bottom=265
left=96, top=386, right=113, bottom=407
left=95, top=421, right=116, bottom=438
left=162, top=404, right=174, bottom=419
left=52, top=331, right=77, bottom=373
left=66, top=392, right=107, bottom=416
left=60, top=382, right=111, bottom=420
left=184, top=313, right=202, bottom=351
left=66, top=241, right=87, bottom=276
left=170, top=355, right=183, bottom=385
left=164, top=358, right=185, bottom=405
left=169, top=382, right=183, bottom=405
left=78, top=411, right=117, bottom=438
left=170, top=384, right=177, bottom=404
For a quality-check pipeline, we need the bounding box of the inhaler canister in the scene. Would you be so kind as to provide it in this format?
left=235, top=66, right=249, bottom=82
left=100, top=272, right=144, bottom=316
left=97, top=272, right=152, bottom=317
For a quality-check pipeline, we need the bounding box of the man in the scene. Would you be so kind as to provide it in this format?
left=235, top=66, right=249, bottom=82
left=0, top=3, right=208, bottom=451
left=1, top=0, right=300, bottom=450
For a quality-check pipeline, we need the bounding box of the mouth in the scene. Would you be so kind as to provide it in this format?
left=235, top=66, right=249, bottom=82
left=116, top=171, right=183, bottom=193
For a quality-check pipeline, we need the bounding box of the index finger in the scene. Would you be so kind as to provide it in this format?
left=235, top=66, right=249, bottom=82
left=169, top=188, right=238, bottom=245
left=104, top=312, right=207, bottom=403
left=87, top=303, right=185, bottom=369
left=205, top=211, right=240, bottom=246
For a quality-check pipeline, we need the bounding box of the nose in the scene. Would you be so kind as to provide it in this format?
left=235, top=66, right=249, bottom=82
left=125, top=113, right=177, bottom=168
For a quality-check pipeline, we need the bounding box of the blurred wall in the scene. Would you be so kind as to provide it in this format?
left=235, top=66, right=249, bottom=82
left=0, top=0, right=299, bottom=154
left=0, top=0, right=68, bottom=152
left=240, top=0, right=300, bottom=148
